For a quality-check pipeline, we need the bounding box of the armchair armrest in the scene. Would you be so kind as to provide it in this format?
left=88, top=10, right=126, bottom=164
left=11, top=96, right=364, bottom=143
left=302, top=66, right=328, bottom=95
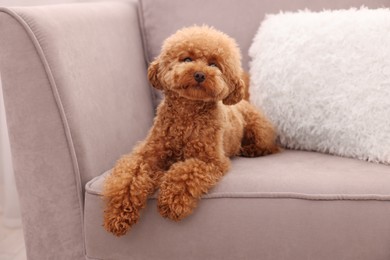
left=0, top=1, right=153, bottom=259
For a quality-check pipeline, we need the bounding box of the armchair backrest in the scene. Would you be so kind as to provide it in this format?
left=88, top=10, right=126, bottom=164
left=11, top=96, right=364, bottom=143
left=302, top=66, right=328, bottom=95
left=140, top=0, right=390, bottom=71
left=139, top=0, right=390, bottom=106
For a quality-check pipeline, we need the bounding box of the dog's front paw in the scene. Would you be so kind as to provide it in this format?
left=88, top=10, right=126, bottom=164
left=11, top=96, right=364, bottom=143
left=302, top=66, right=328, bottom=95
left=157, top=181, right=198, bottom=222
left=103, top=203, right=140, bottom=236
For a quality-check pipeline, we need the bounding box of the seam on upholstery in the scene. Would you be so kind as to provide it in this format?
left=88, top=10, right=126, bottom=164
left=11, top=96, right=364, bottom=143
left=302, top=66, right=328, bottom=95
left=0, top=7, right=86, bottom=256
left=86, top=187, right=390, bottom=202
left=137, top=0, right=158, bottom=108
left=138, top=0, right=159, bottom=107
left=138, top=0, right=150, bottom=65
left=85, top=171, right=390, bottom=201
left=200, top=192, right=390, bottom=201
left=85, top=256, right=104, bottom=260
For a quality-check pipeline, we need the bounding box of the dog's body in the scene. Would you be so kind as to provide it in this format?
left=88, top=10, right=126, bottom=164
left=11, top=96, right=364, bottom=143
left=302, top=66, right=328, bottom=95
left=103, top=26, right=279, bottom=236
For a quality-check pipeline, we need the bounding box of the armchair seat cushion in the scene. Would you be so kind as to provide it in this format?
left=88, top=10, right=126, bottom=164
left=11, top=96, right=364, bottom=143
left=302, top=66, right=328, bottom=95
left=84, top=150, right=390, bottom=260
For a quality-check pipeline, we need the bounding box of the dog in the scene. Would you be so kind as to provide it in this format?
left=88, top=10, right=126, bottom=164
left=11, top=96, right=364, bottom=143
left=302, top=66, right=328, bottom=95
left=103, top=25, right=279, bottom=236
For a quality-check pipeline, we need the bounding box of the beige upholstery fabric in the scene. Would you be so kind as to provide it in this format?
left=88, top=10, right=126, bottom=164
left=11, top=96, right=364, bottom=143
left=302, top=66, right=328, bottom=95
left=0, top=10, right=85, bottom=260
left=87, top=198, right=390, bottom=260
left=0, top=1, right=153, bottom=259
left=85, top=150, right=390, bottom=260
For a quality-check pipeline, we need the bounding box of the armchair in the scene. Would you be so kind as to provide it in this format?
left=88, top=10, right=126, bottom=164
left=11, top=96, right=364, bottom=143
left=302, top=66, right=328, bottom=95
left=1, top=0, right=389, bottom=259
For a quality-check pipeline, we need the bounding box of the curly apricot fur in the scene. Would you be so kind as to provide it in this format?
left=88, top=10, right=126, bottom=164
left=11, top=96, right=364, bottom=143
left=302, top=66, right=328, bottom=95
left=103, top=26, right=279, bottom=236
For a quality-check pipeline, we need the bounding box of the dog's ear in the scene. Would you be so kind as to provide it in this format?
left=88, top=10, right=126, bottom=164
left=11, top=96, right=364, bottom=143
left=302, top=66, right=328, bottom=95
left=147, top=59, right=163, bottom=90
left=222, top=76, right=245, bottom=105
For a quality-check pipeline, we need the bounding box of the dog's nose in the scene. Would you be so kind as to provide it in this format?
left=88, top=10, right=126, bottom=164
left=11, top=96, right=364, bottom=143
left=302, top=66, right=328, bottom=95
left=194, top=71, right=206, bottom=83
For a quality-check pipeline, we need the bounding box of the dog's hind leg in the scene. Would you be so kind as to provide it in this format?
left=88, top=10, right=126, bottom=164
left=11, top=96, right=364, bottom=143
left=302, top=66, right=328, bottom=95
left=238, top=101, right=280, bottom=157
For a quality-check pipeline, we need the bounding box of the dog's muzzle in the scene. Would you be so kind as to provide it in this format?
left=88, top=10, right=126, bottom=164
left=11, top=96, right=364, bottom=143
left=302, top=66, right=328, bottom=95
left=194, top=71, right=206, bottom=83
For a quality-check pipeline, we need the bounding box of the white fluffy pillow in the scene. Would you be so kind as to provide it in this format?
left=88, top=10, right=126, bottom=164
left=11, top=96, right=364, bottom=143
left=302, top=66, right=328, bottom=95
left=249, top=8, right=390, bottom=164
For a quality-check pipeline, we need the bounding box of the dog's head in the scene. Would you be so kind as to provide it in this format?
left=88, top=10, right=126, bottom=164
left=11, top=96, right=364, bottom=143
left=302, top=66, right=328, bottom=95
left=148, top=26, right=245, bottom=105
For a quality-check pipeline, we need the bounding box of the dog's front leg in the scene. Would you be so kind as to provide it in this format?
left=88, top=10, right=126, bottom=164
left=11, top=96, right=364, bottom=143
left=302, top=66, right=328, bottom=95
left=102, top=143, right=165, bottom=236
left=157, top=157, right=230, bottom=221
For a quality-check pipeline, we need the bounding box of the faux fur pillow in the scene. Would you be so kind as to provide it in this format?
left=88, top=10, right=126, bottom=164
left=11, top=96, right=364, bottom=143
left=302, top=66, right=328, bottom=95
left=249, top=8, right=390, bottom=164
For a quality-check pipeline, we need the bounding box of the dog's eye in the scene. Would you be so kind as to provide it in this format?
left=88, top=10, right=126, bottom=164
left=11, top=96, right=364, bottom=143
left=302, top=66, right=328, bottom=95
left=209, top=63, right=218, bottom=68
left=183, top=57, right=192, bottom=62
